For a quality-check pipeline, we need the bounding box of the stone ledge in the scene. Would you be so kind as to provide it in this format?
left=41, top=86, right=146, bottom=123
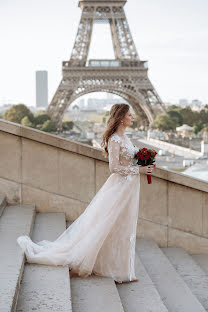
left=0, top=118, right=207, bottom=194
left=0, top=119, right=105, bottom=162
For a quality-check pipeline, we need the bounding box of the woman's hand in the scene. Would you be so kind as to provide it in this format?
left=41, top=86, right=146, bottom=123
left=139, top=164, right=154, bottom=175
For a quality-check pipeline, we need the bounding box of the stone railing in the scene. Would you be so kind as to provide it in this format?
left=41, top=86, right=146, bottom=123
left=142, top=137, right=203, bottom=158
left=0, top=119, right=208, bottom=254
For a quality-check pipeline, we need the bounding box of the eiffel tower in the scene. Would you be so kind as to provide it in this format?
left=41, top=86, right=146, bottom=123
left=47, top=0, right=167, bottom=131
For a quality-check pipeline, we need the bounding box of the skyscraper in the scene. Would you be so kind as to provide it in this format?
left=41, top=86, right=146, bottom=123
left=36, top=71, right=48, bottom=108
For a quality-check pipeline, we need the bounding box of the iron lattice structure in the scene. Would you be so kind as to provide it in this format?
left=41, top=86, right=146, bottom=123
left=47, top=0, right=167, bottom=130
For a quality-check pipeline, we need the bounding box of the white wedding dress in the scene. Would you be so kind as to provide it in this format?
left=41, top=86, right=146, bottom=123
left=17, top=132, right=141, bottom=283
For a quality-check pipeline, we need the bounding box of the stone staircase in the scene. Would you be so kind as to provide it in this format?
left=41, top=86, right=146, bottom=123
left=0, top=194, right=208, bottom=312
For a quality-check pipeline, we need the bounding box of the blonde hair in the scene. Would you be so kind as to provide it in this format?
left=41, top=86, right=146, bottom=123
left=101, top=103, right=130, bottom=158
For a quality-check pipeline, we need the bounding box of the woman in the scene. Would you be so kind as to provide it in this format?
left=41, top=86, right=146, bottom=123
left=17, top=103, right=154, bottom=284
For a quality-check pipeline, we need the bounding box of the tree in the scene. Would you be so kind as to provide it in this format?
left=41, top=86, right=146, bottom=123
left=198, top=109, right=208, bottom=124
left=130, top=115, right=140, bottom=129
left=130, top=119, right=138, bottom=129
left=153, top=113, right=176, bottom=131
left=34, top=113, right=51, bottom=126
left=3, top=104, right=34, bottom=124
left=201, top=125, right=208, bottom=135
left=40, top=120, right=57, bottom=132
left=193, top=121, right=204, bottom=134
left=179, top=107, right=197, bottom=126
left=36, top=109, right=47, bottom=115
left=21, top=116, right=34, bottom=127
left=167, top=110, right=183, bottom=127
left=62, top=121, right=74, bottom=130
left=167, top=105, right=181, bottom=111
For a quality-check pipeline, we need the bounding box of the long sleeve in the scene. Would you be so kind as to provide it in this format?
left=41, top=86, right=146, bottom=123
left=108, top=138, right=140, bottom=176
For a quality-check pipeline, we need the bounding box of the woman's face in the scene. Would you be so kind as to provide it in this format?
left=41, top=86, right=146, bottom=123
left=122, top=109, right=134, bottom=127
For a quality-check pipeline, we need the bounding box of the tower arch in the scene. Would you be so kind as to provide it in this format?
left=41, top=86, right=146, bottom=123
left=47, top=0, right=167, bottom=130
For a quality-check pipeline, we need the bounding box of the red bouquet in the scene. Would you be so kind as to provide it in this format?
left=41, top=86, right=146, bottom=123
left=134, top=148, right=157, bottom=184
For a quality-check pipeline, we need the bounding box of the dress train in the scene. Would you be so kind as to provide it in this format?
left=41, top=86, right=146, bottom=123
left=17, top=133, right=141, bottom=283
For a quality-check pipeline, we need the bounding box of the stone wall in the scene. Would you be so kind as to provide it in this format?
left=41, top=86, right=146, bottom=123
left=0, top=119, right=208, bottom=254
left=146, top=137, right=202, bottom=158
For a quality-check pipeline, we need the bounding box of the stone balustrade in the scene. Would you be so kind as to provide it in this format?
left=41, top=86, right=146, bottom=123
left=0, top=118, right=208, bottom=254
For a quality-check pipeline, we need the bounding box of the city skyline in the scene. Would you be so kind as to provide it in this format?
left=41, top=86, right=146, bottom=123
left=0, top=0, right=208, bottom=107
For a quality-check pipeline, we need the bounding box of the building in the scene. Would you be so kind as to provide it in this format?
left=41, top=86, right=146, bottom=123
left=179, top=99, right=189, bottom=108
left=35, top=71, right=48, bottom=108
left=191, top=99, right=202, bottom=111
left=176, top=124, right=194, bottom=138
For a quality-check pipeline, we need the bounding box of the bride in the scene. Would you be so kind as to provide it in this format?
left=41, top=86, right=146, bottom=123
left=17, top=103, right=154, bottom=284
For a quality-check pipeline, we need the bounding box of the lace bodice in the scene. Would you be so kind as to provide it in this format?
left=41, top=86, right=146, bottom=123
left=108, top=133, right=140, bottom=177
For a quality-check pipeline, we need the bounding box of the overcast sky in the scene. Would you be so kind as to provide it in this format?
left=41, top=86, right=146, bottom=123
left=0, top=0, right=208, bottom=107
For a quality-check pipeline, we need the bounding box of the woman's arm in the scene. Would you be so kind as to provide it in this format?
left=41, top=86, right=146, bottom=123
left=108, top=139, right=140, bottom=176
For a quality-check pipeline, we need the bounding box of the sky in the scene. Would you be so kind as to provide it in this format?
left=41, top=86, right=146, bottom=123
left=0, top=0, right=208, bottom=107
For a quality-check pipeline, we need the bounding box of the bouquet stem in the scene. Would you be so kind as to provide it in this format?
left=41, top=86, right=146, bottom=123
left=147, top=174, right=152, bottom=184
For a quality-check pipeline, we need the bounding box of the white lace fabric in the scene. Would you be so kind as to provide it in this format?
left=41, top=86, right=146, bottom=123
left=16, top=132, right=141, bottom=283
left=108, top=133, right=140, bottom=177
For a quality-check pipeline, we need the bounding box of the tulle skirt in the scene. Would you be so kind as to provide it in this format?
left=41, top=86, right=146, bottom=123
left=17, top=172, right=140, bottom=283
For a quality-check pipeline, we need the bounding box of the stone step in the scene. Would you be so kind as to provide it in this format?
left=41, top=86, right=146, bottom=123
left=136, top=238, right=206, bottom=312
left=67, top=221, right=124, bottom=312
left=71, top=275, right=124, bottom=312
left=16, top=212, right=72, bottom=312
left=191, top=254, right=208, bottom=275
left=0, top=194, right=7, bottom=217
left=116, top=251, right=168, bottom=312
left=161, top=246, right=208, bottom=311
left=0, top=204, right=35, bottom=312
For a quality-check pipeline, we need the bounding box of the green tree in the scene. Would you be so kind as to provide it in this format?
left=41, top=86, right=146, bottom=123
left=167, top=105, right=181, bottom=111
left=201, top=124, right=208, bottom=135
left=34, top=113, right=51, bottom=126
left=198, top=109, right=208, bottom=124
left=153, top=113, right=176, bottom=131
left=130, top=119, right=138, bottom=129
left=167, top=110, right=183, bottom=127
left=21, top=116, right=34, bottom=127
left=36, top=109, right=47, bottom=115
left=193, top=121, right=204, bottom=134
left=179, top=107, right=197, bottom=126
left=131, top=115, right=140, bottom=129
left=3, top=104, right=34, bottom=124
left=62, top=121, right=74, bottom=130
left=40, top=120, right=57, bottom=132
